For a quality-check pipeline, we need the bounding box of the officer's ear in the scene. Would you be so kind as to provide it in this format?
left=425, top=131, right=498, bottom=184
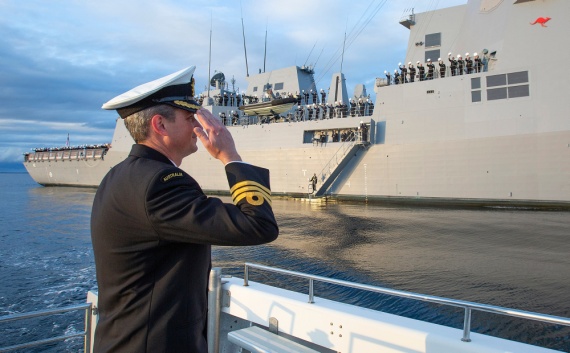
left=150, top=114, right=169, bottom=137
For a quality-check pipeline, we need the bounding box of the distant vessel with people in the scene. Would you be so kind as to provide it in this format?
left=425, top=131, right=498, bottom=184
left=23, top=0, right=570, bottom=207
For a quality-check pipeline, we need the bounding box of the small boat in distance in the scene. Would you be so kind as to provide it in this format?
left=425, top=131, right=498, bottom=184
left=239, top=89, right=297, bottom=119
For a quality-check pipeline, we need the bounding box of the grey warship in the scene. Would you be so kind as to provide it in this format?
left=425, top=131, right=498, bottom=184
left=24, top=0, right=570, bottom=206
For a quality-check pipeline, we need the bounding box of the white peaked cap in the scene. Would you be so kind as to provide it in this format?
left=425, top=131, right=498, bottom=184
left=102, top=66, right=200, bottom=119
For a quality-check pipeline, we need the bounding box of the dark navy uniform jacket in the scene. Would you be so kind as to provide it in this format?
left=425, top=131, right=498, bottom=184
left=91, top=144, right=278, bottom=353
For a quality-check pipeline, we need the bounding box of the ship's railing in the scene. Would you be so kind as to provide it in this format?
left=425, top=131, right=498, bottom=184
left=0, top=302, right=94, bottom=352
left=243, top=263, right=570, bottom=344
left=317, top=136, right=357, bottom=178
left=24, top=148, right=108, bottom=163
left=381, top=65, right=488, bottom=86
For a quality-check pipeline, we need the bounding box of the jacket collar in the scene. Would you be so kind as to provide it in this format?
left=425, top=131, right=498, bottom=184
left=129, top=144, right=173, bottom=165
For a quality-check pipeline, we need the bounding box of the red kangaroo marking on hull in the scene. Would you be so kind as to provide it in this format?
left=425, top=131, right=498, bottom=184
left=530, top=17, right=551, bottom=27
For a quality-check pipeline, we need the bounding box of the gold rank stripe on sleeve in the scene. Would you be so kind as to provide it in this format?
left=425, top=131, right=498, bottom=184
left=230, top=180, right=272, bottom=206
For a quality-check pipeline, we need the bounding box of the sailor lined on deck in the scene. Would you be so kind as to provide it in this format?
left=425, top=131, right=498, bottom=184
left=465, top=53, right=474, bottom=74
left=448, top=53, right=458, bottom=76
left=91, top=66, right=278, bottom=353
left=457, top=54, right=465, bottom=75
left=408, top=62, right=416, bottom=82
left=399, top=63, right=408, bottom=83
left=474, top=53, right=483, bottom=73
left=426, top=59, right=435, bottom=80
left=417, top=62, right=425, bottom=81
left=438, top=58, right=446, bottom=78
left=383, top=49, right=486, bottom=84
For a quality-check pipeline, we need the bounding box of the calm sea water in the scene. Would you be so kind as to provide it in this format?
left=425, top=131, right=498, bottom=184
left=0, top=172, right=569, bottom=352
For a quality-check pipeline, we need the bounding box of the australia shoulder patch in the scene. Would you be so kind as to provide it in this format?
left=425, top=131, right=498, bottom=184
left=161, top=171, right=183, bottom=183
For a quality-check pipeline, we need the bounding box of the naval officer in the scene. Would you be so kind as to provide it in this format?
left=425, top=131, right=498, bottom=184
left=91, top=66, right=279, bottom=353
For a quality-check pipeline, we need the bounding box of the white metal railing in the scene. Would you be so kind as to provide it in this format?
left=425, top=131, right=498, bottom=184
left=24, top=148, right=108, bottom=163
left=0, top=302, right=94, bottom=352
left=242, top=263, right=570, bottom=343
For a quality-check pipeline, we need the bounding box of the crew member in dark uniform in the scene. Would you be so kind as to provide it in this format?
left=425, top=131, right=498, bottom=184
left=320, top=89, right=326, bottom=103
left=438, top=58, right=446, bottom=78
left=296, top=104, right=304, bottom=121
left=219, top=111, right=227, bottom=125
left=350, top=99, right=356, bottom=116
left=359, top=121, right=368, bottom=142
left=426, top=59, right=435, bottom=80
left=417, top=62, right=425, bottom=81
left=399, top=63, right=408, bottom=83
left=474, top=52, right=483, bottom=73
left=408, top=62, right=416, bottom=83
left=93, top=66, right=278, bottom=353
left=342, top=101, right=349, bottom=118
left=231, top=110, right=239, bottom=125
left=457, top=54, right=464, bottom=75
left=465, top=53, right=473, bottom=74
left=303, top=90, right=309, bottom=105
left=394, top=69, right=400, bottom=85
left=448, top=53, right=457, bottom=76
left=223, top=92, right=229, bottom=106
left=309, top=173, right=317, bottom=193
left=385, top=70, right=391, bottom=85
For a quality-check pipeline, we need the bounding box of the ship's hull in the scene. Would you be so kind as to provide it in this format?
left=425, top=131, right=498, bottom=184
left=24, top=111, right=570, bottom=206
left=24, top=150, right=124, bottom=187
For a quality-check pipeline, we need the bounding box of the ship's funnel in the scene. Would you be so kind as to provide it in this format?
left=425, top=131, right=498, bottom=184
left=327, top=73, right=349, bottom=105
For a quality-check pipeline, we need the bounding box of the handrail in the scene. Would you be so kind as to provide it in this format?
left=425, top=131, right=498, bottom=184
left=24, top=148, right=108, bottom=162
left=0, top=302, right=93, bottom=353
left=317, top=137, right=356, bottom=181
left=243, top=263, right=570, bottom=343
left=314, top=133, right=366, bottom=196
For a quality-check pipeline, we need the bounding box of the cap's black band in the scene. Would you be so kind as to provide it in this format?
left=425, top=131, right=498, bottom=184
left=116, top=81, right=198, bottom=119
